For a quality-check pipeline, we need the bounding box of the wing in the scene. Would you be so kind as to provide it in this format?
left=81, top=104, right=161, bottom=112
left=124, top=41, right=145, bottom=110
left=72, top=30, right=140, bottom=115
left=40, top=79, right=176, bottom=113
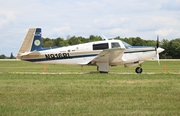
left=89, top=48, right=125, bottom=65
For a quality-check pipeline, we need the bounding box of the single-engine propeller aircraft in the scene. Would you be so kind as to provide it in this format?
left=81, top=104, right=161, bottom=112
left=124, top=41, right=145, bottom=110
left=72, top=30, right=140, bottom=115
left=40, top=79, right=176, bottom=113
left=17, top=28, right=164, bottom=73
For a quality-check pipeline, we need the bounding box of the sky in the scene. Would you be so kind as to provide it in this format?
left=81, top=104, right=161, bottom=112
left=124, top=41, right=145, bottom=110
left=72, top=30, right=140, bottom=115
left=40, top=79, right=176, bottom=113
left=0, top=0, right=180, bottom=56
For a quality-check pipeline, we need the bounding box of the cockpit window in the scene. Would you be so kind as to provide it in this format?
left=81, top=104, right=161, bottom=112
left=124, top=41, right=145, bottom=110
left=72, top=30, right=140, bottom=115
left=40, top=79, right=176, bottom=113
left=111, top=42, right=120, bottom=48
left=121, top=41, right=132, bottom=49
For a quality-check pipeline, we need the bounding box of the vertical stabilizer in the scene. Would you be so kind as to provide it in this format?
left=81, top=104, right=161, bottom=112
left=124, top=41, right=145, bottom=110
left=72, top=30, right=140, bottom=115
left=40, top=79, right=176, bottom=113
left=17, top=28, right=42, bottom=59
left=30, top=28, right=42, bottom=51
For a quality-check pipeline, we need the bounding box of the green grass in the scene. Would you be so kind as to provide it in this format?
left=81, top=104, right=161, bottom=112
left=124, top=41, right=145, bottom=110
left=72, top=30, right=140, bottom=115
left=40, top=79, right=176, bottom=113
left=0, top=60, right=179, bottom=73
left=0, top=60, right=180, bottom=115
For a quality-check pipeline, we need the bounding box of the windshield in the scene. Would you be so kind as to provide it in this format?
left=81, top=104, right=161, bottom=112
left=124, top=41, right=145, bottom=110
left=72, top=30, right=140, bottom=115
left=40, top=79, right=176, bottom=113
left=121, top=41, right=132, bottom=49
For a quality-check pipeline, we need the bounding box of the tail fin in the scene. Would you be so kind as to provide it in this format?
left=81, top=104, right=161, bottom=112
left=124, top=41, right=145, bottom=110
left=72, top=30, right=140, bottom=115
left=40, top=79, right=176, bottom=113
left=17, top=28, right=42, bottom=59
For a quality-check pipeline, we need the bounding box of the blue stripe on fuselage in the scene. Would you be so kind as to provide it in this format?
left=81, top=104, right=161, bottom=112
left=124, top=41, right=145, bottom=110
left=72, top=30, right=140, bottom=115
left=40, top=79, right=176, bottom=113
left=24, top=49, right=155, bottom=62
left=125, top=49, right=155, bottom=53
left=129, top=46, right=154, bottom=49
left=24, top=54, right=98, bottom=62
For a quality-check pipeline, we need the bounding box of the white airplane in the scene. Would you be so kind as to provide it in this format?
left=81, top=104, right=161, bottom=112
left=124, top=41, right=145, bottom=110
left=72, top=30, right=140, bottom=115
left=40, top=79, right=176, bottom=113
left=16, top=28, right=164, bottom=73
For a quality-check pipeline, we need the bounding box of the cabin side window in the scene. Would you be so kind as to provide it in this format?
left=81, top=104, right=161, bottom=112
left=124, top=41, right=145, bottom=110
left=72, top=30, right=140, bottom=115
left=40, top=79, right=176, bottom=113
left=111, top=42, right=120, bottom=48
left=93, top=43, right=109, bottom=50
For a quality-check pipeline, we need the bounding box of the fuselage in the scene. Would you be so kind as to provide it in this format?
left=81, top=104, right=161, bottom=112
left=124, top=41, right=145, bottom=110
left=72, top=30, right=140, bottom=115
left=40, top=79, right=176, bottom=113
left=20, top=39, right=163, bottom=67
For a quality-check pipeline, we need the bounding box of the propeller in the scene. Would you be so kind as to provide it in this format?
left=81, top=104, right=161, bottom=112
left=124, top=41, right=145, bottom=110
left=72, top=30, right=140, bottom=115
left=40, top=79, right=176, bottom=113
left=156, top=35, right=159, bottom=48
left=155, top=35, right=160, bottom=65
left=157, top=52, right=160, bottom=65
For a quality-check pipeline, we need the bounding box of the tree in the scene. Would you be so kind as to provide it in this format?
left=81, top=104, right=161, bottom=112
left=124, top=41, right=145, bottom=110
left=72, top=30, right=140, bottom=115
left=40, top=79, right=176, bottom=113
left=54, top=37, right=65, bottom=46
left=68, top=36, right=82, bottom=45
left=89, top=35, right=101, bottom=41
left=144, top=40, right=156, bottom=46
left=167, top=39, right=180, bottom=59
left=42, top=38, right=55, bottom=47
left=160, top=39, right=169, bottom=59
left=0, top=54, right=6, bottom=59
left=131, top=37, right=145, bottom=46
left=10, top=52, right=15, bottom=59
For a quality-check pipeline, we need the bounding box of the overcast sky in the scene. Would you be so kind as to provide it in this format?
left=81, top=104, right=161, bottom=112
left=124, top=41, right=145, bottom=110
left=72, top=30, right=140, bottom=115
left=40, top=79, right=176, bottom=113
left=0, top=0, right=180, bottom=56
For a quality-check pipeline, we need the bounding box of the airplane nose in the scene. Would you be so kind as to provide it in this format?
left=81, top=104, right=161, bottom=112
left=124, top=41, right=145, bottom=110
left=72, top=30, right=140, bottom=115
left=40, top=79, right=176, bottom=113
left=157, top=47, right=164, bottom=53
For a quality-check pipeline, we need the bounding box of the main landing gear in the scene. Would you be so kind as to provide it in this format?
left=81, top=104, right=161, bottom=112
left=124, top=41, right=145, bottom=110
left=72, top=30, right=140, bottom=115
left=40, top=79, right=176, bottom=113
left=135, top=67, right=143, bottom=74
left=135, top=64, right=143, bottom=74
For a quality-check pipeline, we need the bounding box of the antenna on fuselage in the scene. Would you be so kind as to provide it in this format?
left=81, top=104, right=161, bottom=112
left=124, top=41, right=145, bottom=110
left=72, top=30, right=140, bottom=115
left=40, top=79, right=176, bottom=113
left=101, top=34, right=108, bottom=41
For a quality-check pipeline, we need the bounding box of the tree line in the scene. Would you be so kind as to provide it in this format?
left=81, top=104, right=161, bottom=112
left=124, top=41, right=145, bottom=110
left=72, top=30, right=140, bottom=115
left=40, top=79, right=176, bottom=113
left=0, top=53, right=16, bottom=59
left=1, top=36, right=180, bottom=59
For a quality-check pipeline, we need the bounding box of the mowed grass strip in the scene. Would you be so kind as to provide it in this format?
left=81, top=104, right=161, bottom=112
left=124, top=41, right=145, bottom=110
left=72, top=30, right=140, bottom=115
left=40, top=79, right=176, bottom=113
left=0, top=73, right=180, bottom=116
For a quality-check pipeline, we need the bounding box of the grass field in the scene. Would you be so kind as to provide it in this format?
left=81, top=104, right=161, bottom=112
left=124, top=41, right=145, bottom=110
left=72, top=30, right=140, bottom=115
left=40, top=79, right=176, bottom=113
left=0, top=60, right=180, bottom=115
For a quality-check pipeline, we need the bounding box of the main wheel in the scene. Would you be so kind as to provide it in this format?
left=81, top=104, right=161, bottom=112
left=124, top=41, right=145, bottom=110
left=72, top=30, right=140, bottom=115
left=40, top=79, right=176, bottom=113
left=135, top=67, right=143, bottom=74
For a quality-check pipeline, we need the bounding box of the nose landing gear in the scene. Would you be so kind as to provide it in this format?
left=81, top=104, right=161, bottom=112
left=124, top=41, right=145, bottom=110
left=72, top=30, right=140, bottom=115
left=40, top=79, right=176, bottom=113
left=135, top=67, right=143, bottom=74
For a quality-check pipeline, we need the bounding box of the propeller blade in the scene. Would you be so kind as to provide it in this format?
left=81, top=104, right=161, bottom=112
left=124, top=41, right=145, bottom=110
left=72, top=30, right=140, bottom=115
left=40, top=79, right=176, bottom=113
left=155, top=35, right=160, bottom=65
left=157, top=53, right=160, bottom=65
left=156, top=35, right=159, bottom=48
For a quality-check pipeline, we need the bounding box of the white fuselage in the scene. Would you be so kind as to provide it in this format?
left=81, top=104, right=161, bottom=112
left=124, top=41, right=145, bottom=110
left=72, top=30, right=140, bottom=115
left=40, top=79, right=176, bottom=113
left=20, top=39, right=163, bottom=67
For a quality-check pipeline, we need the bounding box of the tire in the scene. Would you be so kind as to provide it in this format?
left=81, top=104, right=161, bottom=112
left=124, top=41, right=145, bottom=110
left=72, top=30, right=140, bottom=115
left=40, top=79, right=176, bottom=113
left=135, top=67, right=143, bottom=74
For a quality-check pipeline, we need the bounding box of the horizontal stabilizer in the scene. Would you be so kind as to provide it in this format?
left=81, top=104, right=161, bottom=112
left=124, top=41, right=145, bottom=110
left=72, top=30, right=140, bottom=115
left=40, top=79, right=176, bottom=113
left=20, top=51, right=40, bottom=56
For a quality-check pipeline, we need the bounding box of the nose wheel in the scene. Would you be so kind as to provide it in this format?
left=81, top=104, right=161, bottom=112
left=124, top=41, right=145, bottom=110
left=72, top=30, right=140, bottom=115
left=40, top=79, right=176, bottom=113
left=135, top=67, right=143, bottom=74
